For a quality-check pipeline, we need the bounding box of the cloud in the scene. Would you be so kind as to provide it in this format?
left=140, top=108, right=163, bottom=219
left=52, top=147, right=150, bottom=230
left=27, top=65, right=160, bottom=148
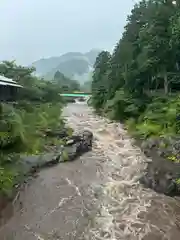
left=0, top=0, right=135, bottom=64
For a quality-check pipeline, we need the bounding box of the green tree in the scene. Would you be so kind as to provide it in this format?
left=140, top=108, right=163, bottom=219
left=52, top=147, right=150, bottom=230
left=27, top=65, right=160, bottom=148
left=91, top=51, right=111, bottom=110
left=53, top=70, right=80, bottom=92
left=91, top=0, right=180, bottom=139
left=0, top=60, right=68, bottom=195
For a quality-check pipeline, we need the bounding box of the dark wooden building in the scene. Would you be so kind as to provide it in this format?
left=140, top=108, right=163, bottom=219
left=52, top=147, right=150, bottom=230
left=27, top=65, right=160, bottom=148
left=0, top=75, right=23, bottom=102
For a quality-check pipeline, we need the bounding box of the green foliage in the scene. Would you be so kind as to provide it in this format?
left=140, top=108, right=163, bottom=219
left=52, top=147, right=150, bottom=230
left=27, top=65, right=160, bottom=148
left=91, top=51, right=111, bottom=110
left=168, top=155, right=180, bottom=163
left=0, top=167, right=17, bottom=196
left=61, top=150, right=69, bottom=161
left=91, top=0, right=180, bottom=161
left=136, top=121, right=163, bottom=139
left=0, top=60, right=66, bottom=195
left=53, top=70, right=80, bottom=93
left=134, top=96, right=180, bottom=138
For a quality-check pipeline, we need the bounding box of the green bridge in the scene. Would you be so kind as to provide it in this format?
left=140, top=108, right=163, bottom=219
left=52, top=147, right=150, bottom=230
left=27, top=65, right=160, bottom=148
left=60, top=92, right=91, bottom=97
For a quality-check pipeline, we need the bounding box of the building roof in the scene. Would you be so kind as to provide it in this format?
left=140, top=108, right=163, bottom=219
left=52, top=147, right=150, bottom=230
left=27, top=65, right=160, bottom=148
left=0, top=75, right=23, bottom=88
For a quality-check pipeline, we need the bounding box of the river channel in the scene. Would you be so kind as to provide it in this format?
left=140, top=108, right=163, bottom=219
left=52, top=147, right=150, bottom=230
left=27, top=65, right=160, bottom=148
left=0, top=103, right=180, bottom=240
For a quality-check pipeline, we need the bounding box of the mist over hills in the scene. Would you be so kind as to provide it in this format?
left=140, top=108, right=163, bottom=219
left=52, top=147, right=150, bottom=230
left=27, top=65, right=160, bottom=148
left=31, top=49, right=101, bottom=84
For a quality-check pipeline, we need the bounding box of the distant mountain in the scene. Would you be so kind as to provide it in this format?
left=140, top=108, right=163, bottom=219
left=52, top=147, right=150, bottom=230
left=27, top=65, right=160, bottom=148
left=31, top=49, right=101, bottom=83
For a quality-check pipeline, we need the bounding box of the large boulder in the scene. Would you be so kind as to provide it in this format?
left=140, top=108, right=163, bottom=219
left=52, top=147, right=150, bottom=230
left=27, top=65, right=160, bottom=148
left=60, top=130, right=93, bottom=161
left=140, top=136, right=180, bottom=196
left=13, top=130, right=93, bottom=187
left=32, top=129, right=93, bottom=165
left=140, top=157, right=180, bottom=196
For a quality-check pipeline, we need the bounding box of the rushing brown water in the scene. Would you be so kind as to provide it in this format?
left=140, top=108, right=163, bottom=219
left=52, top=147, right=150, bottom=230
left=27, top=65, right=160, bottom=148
left=0, top=103, right=180, bottom=239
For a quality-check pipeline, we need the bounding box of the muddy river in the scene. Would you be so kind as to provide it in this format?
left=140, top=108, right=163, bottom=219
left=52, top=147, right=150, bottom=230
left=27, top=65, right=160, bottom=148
left=0, top=103, right=180, bottom=240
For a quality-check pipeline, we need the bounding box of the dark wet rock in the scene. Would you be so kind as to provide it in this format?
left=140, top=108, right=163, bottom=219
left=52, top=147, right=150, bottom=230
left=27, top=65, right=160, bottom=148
left=60, top=130, right=93, bottom=161
left=65, top=98, right=76, bottom=103
left=158, top=138, right=180, bottom=161
left=141, top=136, right=180, bottom=159
left=78, top=97, right=86, bottom=102
left=174, top=140, right=180, bottom=152
left=45, top=130, right=93, bottom=163
left=141, top=137, right=160, bottom=156
left=13, top=130, right=93, bottom=186
left=140, top=157, right=180, bottom=196
left=157, top=146, right=172, bottom=158
left=139, top=135, right=180, bottom=196
left=141, top=137, right=165, bottom=151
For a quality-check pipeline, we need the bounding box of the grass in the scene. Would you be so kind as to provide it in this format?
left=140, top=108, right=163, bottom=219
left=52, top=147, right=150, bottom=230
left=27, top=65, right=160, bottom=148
left=0, top=102, right=65, bottom=197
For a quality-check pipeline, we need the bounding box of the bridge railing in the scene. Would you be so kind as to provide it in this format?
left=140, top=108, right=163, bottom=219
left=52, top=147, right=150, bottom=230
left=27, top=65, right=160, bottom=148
left=60, top=93, right=91, bottom=97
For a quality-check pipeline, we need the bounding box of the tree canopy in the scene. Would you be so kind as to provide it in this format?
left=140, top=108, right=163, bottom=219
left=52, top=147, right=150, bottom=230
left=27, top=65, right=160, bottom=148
left=91, top=0, right=180, bottom=139
left=0, top=61, right=69, bottom=195
left=53, top=70, right=80, bottom=93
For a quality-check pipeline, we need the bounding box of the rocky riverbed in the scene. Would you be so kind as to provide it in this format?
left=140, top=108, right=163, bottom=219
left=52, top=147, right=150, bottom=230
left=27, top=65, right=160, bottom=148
left=1, top=103, right=180, bottom=239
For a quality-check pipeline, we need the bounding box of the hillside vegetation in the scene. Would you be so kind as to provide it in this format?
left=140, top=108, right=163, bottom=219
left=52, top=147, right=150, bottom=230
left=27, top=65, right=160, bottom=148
left=91, top=0, right=180, bottom=162
left=31, top=49, right=100, bottom=83
left=0, top=60, right=78, bottom=196
left=53, top=70, right=80, bottom=92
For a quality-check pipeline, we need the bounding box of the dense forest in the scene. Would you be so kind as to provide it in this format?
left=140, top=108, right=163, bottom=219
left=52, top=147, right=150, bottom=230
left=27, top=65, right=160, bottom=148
left=91, top=0, right=180, bottom=162
left=0, top=61, right=79, bottom=196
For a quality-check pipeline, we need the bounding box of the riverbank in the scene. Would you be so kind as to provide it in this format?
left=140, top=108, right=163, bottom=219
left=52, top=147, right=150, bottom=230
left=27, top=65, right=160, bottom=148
left=64, top=104, right=180, bottom=240
left=123, top=117, right=180, bottom=197
left=0, top=105, right=104, bottom=239
left=133, top=137, right=180, bottom=197
left=0, top=126, right=93, bottom=227
left=100, top=117, right=180, bottom=197
left=90, top=93, right=180, bottom=197
left=1, top=104, right=180, bottom=239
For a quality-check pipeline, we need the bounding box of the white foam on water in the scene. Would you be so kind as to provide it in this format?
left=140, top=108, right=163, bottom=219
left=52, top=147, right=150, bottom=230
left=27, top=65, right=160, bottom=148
left=65, top=103, right=180, bottom=240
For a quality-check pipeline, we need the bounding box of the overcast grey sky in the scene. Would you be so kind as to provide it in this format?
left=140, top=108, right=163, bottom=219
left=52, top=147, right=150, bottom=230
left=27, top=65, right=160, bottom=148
left=0, top=0, right=135, bottom=65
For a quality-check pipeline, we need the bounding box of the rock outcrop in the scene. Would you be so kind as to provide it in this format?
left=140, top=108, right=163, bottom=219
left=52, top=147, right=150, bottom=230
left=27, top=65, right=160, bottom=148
left=141, top=136, right=180, bottom=160
left=140, top=158, right=180, bottom=196
left=47, top=130, right=93, bottom=163
left=140, top=136, right=180, bottom=196
left=15, top=129, right=93, bottom=184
